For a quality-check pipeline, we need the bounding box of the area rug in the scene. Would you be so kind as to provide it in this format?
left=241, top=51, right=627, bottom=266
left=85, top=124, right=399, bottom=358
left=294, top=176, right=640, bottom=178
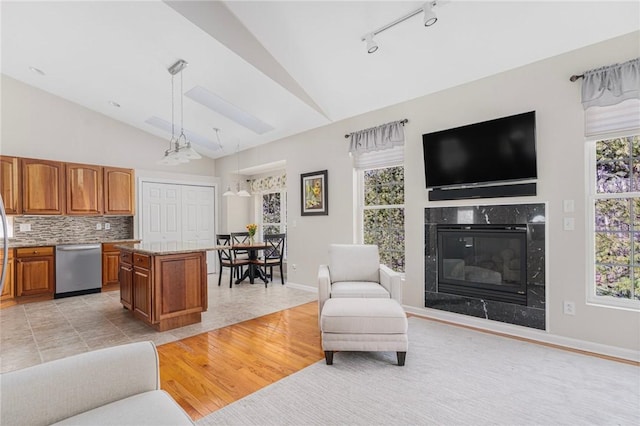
left=197, top=317, right=639, bottom=425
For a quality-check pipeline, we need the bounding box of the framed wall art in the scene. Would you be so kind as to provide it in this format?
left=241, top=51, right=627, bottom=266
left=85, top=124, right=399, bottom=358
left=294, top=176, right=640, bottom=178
left=300, top=170, right=328, bottom=216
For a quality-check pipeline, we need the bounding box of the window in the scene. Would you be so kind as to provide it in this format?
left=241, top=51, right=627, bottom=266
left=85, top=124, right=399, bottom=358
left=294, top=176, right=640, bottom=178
left=358, top=166, right=405, bottom=272
left=260, top=191, right=287, bottom=236
left=589, top=135, right=640, bottom=308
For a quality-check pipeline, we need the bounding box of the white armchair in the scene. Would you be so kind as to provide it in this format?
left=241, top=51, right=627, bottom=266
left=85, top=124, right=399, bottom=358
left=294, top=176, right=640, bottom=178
left=318, top=244, right=402, bottom=319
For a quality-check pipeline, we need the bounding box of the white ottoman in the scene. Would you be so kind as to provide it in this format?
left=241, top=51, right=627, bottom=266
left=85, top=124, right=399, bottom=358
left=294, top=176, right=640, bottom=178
left=320, top=298, right=408, bottom=366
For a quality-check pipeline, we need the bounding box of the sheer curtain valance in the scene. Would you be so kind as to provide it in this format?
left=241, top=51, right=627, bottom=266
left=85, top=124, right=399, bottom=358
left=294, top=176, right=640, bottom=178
left=581, top=58, right=640, bottom=137
left=348, top=120, right=406, bottom=169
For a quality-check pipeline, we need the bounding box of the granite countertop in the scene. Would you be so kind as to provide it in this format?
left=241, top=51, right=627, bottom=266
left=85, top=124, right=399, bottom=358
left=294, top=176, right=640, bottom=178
left=4, top=239, right=140, bottom=249
left=114, top=241, right=223, bottom=255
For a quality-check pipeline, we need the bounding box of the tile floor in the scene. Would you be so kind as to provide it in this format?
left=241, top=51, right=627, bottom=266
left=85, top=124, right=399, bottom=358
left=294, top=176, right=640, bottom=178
left=0, top=273, right=317, bottom=373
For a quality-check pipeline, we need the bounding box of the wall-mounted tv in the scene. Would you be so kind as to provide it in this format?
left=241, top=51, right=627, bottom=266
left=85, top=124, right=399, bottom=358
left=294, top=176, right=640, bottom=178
left=422, top=111, right=537, bottom=189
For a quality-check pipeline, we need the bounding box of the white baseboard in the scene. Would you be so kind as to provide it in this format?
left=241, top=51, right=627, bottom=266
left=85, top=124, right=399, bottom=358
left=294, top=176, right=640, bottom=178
left=403, top=306, right=639, bottom=363
left=285, top=282, right=317, bottom=293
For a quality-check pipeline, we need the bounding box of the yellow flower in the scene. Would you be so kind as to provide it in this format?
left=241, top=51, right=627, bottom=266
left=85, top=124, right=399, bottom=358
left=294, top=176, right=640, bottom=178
left=246, top=223, right=257, bottom=237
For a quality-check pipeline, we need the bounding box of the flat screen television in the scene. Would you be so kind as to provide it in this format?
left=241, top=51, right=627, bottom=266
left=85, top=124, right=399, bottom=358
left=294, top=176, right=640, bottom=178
left=422, top=111, right=537, bottom=189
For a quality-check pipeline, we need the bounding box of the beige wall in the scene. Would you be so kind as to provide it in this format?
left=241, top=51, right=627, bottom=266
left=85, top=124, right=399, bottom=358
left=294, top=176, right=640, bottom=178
left=0, top=75, right=216, bottom=176
left=216, top=32, right=640, bottom=352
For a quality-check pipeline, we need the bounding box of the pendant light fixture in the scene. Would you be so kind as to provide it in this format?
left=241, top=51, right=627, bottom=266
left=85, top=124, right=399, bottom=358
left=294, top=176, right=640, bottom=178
left=217, top=128, right=236, bottom=197
left=223, top=144, right=251, bottom=197
left=158, top=59, right=201, bottom=165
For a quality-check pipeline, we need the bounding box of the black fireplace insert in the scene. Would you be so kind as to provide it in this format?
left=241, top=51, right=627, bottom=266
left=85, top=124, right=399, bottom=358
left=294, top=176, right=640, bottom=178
left=437, top=224, right=527, bottom=305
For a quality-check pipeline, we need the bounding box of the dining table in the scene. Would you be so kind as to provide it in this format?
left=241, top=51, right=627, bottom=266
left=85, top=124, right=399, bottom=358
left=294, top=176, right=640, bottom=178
left=232, top=242, right=269, bottom=284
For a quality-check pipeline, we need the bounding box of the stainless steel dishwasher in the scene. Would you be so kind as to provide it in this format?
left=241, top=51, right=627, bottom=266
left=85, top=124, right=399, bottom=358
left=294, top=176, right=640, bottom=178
left=55, top=244, right=102, bottom=298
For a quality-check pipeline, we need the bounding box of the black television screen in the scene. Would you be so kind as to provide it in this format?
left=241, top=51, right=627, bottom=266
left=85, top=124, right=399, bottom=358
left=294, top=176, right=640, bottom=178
left=423, top=111, right=537, bottom=189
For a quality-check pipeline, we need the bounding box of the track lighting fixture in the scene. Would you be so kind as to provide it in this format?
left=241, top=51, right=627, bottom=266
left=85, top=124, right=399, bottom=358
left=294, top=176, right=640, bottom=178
left=364, top=33, right=378, bottom=54
left=361, top=0, right=443, bottom=53
left=423, top=2, right=437, bottom=26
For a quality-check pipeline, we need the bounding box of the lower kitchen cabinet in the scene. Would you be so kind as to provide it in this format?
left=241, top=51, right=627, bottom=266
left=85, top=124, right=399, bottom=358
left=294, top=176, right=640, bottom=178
left=0, top=249, right=15, bottom=301
left=118, top=250, right=133, bottom=310
left=16, top=246, right=55, bottom=297
left=102, top=243, right=121, bottom=287
left=132, top=253, right=152, bottom=322
left=118, top=247, right=207, bottom=331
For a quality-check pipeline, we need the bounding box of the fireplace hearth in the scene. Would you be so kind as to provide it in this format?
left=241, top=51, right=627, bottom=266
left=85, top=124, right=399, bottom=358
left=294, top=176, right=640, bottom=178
left=425, top=204, right=546, bottom=330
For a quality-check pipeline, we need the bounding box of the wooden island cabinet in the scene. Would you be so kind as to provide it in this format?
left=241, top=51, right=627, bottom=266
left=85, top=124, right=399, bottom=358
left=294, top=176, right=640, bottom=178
left=116, top=242, right=211, bottom=331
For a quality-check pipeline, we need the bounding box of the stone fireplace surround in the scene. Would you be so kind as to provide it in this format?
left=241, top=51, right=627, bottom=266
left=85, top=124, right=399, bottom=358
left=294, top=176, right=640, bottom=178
left=425, top=203, right=546, bottom=330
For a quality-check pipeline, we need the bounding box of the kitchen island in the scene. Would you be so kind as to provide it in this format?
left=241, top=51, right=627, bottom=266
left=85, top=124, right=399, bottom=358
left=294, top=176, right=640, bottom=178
left=116, top=242, right=220, bottom=331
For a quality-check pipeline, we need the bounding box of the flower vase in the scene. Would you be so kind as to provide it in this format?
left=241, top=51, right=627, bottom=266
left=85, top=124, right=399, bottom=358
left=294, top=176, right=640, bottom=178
left=249, top=235, right=255, bottom=245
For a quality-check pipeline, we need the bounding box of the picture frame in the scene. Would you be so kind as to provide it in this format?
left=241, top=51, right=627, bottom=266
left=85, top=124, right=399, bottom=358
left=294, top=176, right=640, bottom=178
left=300, top=170, right=328, bottom=216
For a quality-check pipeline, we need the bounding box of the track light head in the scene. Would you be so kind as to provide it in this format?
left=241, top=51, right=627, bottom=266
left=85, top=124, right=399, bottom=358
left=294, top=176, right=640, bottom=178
left=364, top=33, right=378, bottom=54
left=423, top=2, right=437, bottom=27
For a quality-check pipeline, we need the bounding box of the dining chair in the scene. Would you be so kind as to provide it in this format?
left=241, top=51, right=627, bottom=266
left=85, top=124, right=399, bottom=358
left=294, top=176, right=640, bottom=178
left=216, top=234, right=249, bottom=288
left=259, top=233, right=286, bottom=286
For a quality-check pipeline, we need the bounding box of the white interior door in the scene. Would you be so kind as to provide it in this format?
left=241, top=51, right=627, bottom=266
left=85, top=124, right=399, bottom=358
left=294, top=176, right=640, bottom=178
left=142, top=182, right=181, bottom=243
left=141, top=181, right=217, bottom=274
left=181, top=185, right=217, bottom=274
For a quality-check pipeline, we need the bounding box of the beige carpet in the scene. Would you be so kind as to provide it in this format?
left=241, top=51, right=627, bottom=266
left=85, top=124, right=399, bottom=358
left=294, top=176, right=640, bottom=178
left=197, top=317, right=640, bottom=426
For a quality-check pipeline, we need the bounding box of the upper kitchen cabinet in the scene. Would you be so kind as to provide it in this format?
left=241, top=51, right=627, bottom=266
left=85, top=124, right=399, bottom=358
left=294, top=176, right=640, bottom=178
left=66, top=163, right=103, bottom=215
left=0, top=156, right=21, bottom=214
left=21, top=158, right=65, bottom=215
left=103, top=167, right=135, bottom=215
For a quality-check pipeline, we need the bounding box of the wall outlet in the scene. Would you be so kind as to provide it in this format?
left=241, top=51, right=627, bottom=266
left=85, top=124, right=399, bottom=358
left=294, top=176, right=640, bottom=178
left=104, top=223, right=111, bottom=230
left=96, top=223, right=102, bottom=230
left=563, top=301, right=576, bottom=316
left=19, top=223, right=31, bottom=232
left=291, top=264, right=297, bottom=271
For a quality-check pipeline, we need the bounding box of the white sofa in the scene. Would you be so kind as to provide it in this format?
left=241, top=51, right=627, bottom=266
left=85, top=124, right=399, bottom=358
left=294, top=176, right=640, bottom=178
left=318, top=244, right=402, bottom=320
left=0, top=341, right=194, bottom=426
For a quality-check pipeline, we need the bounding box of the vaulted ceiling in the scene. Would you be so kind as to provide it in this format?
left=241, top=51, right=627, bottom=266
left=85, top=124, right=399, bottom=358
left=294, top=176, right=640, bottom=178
left=2, top=1, right=638, bottom=160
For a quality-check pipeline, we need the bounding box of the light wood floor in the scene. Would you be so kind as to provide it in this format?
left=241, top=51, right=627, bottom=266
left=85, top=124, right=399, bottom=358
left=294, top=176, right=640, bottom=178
left=157, top=301, right=324, bottom=420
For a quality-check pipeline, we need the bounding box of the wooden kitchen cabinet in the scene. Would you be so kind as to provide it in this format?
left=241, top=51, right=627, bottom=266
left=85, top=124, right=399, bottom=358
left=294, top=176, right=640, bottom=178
left=132, top=254, right=152, bottom=323
left=16, top=246, right=55, bottom=297
left=21, top=158, right=65, bottom=215
left=119, top=247, right=207, bottom=331
left=103, top=167, right=135, bottom=215
left=66, top=163, right=103, bottom=215
left=102, top=243, right=121, bottom=287
left=0, top=156, right=21, bottom=214
left=118, top=250, right=133, bottom=310
left=0, top=248, right=15, bottom=301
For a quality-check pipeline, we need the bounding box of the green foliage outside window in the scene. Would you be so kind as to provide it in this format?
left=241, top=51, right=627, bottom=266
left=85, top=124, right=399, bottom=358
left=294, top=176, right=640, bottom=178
left=594, top=136, right=640, bottom=300
left=363, top=166, right=405, bottom=272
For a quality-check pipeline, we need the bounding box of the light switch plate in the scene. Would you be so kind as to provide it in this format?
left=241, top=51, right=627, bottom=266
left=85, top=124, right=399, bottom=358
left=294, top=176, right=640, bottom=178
left=96, top=223, right=102, bottom=230
left=104, top=223, right=111, bottom=230
left=19, top=223, right=31, bottom=232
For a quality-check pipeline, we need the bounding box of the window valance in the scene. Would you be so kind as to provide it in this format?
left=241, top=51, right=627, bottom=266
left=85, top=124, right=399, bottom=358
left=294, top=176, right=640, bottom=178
left=249, top=172, right=286, bottom=194
left=348, top=120, right=406, bottom=156
left=582, top=58, right=639, bottom=109
left=348, top=119, right=406, bottom=169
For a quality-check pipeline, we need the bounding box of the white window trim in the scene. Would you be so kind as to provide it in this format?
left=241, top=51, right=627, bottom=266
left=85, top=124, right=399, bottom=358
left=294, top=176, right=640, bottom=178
left=585, top=134, right=640, bottom=311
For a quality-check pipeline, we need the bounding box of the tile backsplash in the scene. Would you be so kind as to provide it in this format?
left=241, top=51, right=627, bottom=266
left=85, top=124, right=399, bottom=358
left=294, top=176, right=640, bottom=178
left=10, top=216, right=133, bottom=245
